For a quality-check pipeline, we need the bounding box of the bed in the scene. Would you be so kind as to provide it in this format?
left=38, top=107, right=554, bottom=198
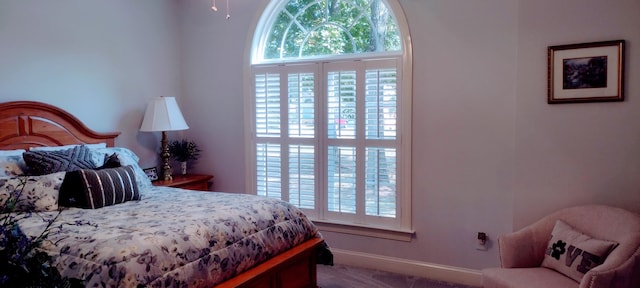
left=0, top=101, right=331, bottom=287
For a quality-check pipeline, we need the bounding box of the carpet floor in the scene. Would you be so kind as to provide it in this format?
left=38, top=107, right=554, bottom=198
left=317, top=264, right=479, bottom=288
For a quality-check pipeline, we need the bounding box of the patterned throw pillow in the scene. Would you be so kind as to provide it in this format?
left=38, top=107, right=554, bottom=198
left=0, top=172, right=66, bottom=212
left=59, top=165, right=140, bottom=209
left=0, top=152, right=28, bottom=176
left=23, top=145, right=97, bottom=175
left=541, top=220, right=619, bottom=282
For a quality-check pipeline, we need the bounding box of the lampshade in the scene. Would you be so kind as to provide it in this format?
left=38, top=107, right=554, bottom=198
left=140, top=96, right=189, bottom=132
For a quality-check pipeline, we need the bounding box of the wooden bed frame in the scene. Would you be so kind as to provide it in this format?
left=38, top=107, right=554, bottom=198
left=0, top=101, right=323, bottom=288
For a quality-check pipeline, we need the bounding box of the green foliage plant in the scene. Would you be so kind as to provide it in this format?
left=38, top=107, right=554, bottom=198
left=0, top=177, right=75, bottom=288
left=168, top=139, right=202, bottom=162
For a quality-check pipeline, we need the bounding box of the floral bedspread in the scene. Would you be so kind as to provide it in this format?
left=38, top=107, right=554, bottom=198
left=17, top=187, right=324, bottom=287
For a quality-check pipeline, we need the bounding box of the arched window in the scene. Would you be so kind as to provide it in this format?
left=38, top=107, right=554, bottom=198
left=254, top=0, right=400, bottom=62
left=248, top=0, right=412, bottom=236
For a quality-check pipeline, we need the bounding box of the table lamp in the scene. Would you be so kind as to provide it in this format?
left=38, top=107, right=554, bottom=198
left=140, top=96, right=189, bottom=181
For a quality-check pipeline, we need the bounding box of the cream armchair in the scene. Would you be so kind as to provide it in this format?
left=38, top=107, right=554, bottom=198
left=482, top=205, right=640, bottom=288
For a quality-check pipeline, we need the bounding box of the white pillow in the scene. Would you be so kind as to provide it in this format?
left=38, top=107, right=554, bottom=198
left=29, top=143, right=107, bottom=151
left=89, top=147, right=152, bottom=189
left=0, top=149, right=26, bottom=156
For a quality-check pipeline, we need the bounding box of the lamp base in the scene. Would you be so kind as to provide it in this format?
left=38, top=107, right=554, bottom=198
left=160, top=131, right=173, bottom=181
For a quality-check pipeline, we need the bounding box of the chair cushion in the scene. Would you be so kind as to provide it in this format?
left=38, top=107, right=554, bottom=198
left=541, top=220, right=618, bottom=282
left=482, top=267, right=579, bottom=288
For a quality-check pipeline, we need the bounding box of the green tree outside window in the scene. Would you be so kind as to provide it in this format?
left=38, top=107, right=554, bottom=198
left=264, top=0, right=401, bottom=60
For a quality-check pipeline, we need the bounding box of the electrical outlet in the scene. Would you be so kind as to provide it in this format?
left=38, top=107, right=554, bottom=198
left=476, top=232, right=488, bottom=251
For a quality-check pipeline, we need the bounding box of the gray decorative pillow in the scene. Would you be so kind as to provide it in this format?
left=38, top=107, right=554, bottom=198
left=0, top=172, right=66, bottom=212
left=60, top=165, right=140, bottom=209
left=23, top=145, right=97, bottom=175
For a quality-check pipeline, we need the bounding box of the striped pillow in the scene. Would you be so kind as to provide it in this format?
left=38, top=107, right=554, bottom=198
left=60, top=165, right=140, bottom=209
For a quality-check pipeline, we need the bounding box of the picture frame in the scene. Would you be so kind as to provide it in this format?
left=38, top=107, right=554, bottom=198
left=143, top=167, right=159, bottom=181
left=548, top=40, right=625, bottom=104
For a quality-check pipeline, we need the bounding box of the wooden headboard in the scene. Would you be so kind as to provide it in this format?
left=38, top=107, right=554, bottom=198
left=0, top=101, right=120, bottom=150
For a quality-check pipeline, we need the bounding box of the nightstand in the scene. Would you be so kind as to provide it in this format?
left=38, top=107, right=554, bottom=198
left=152, top=174, right=214, bottom=191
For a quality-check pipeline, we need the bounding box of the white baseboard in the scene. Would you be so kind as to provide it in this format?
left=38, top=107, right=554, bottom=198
left=330, top=248, right=482, bottom=287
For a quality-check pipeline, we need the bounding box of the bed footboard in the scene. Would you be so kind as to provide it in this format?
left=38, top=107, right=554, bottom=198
left=216, top=237, right=324, bottom=288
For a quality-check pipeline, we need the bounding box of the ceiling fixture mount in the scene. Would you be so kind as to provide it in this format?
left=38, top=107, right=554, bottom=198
left=211, top=0, right=230, bottom=19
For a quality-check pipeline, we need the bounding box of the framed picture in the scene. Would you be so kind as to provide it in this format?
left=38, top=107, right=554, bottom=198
left=143, top=167, right=158, bottom=181
left=548, top=40, right=625, bottom=104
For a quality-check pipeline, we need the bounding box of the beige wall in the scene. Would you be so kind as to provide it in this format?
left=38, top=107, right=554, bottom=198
left=1, top=0, right=639, bottom=270
left=180, top=0, right=517, bottom=269
left=514, top=0, right=640, bottom=228
left=0, top=0, right=182, bottom=168
left=179, top=0, right=640, bottom=269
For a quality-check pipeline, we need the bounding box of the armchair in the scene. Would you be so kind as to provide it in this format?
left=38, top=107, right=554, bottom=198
left=482, top=205, right=640, bottom=288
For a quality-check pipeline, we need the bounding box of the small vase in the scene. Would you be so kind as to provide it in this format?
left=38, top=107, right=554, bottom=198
left=180, top=161, right=187, bottom=175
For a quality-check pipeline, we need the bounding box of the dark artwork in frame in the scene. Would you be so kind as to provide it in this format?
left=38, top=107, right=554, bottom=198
left=548, top=40, right=624, bottom=104
left=562, top=56, right=607, bottom=89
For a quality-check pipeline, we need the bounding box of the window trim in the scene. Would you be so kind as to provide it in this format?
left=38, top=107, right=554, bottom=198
left=244, top=0, right=413, bottom=236
left=313, top=220, right=415, bottom=242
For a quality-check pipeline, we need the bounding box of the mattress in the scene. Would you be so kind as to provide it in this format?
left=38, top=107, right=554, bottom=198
left=17, top=186, right=322, bottom=287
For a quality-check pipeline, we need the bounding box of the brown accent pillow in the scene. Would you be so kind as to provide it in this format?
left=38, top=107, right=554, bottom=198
left=541, top=220, right=618, bottom=282
left=97, top=153, right=121, bottom=169
left=59, top=165, right=140, bottom=209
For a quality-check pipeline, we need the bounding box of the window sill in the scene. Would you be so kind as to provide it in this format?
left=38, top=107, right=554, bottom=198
left=312, top=220, right=415, bottom=242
